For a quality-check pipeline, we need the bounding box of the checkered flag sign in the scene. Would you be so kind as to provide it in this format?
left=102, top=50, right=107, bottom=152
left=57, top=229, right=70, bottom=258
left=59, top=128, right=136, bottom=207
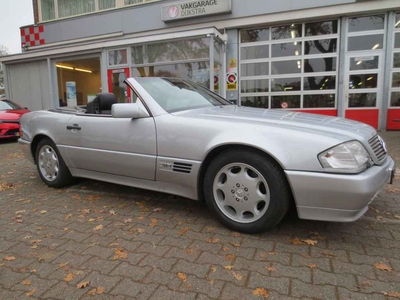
left=20, top=25, right=45, bottom=48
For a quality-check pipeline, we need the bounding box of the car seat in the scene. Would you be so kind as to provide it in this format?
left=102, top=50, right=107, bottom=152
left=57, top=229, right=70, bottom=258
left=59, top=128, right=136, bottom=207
left=86, top=93, right=117, bottom=115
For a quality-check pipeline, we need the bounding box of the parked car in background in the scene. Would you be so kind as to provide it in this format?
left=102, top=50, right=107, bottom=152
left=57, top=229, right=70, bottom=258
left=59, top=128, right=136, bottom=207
left=0, top=99, right=30, bottom=139
left=18, top=78, right=396, bottom=233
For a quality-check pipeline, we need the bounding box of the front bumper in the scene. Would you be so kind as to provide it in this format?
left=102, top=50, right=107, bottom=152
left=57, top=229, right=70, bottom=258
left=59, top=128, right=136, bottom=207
left=285, top=156, right=396, bottom=222
left=0, top=123, right=20, bottom=139
left=18, top=138, right=34, bottom=164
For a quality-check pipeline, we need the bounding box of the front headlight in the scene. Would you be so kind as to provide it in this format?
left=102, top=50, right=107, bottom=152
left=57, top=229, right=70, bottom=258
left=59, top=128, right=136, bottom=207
left=318, top=141, right=372, bottom=174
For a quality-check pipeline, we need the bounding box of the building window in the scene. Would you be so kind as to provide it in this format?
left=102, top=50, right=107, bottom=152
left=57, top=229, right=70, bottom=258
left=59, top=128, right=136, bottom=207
left=239, top=20, right=339, bottom=109
left=58, top=0, right=96, bottom=18
left=41, top=0, right=55, bottom=21
left=390, top=13, right=400, bottom=107
left=39, top=0, right=158, bottom=22
left=56, top=57, right=101, bottom=106
left=130, top=38, right=213, bottom=88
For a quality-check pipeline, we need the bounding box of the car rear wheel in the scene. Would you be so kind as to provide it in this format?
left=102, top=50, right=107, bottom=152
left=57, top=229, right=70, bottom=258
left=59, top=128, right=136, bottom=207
left=204, top=149, right=291, bottom=233
left=36, top=138, right=74, bottom=188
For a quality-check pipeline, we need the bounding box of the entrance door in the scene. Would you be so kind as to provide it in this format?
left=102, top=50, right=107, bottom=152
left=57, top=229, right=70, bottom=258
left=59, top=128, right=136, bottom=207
left=344, top=53, right=383, bottom=128
left=108, top=68, right=131, bottom=103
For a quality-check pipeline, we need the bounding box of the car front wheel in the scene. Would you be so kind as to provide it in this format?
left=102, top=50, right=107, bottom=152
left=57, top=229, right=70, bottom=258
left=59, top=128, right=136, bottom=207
left=36, top=138, right=74, bottom=188
left=204, top=149, right=291, bottom=233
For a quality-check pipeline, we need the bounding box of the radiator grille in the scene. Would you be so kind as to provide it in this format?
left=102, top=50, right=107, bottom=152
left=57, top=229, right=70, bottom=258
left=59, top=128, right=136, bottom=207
left=368, top=135, right=387, bottom=162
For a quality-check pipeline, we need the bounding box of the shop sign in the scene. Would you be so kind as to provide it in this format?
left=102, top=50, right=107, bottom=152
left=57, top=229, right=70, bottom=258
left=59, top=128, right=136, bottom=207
left=227, top=59, right=237, bottom=91
left=162, top=0, right=232, bottom=22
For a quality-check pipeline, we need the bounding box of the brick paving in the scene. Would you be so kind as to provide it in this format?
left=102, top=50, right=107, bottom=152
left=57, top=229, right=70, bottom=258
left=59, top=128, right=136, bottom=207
left=0, top=132, right=399, bottom=300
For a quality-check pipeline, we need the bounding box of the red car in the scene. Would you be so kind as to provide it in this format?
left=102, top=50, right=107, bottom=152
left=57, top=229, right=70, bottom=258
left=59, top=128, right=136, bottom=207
left=0, top=99, right=30, bottom=139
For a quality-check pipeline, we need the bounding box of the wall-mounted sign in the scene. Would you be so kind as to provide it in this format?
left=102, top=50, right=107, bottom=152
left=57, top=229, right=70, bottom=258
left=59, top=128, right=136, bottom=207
left=162, top=0, right=232, bottom=22
left=227, top=59, right=237, bottom=91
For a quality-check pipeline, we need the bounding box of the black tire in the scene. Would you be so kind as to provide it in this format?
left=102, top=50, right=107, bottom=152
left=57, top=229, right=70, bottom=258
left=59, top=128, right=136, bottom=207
left=204, top=149, right=292, bottom=234
left=36, top=138, right=74, bottom=188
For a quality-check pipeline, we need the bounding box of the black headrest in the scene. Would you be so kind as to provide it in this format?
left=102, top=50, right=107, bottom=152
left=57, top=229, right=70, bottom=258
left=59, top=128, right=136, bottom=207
left=86, top=93, right=117, bottom=114
left=98, top=93, right=117, bottom=111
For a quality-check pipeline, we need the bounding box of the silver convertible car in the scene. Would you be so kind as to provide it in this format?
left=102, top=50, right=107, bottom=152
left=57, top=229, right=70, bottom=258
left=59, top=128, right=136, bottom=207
left=19, top=78, right=396, bottom=233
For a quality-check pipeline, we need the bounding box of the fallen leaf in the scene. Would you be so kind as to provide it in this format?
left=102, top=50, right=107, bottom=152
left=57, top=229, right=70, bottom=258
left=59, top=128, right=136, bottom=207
left=206, top=238, right=220, bottom=244
left=23, top=236, right=32, bottom=240
left=185, top=247, right=196, bottom=255
left=232, top=232, right=241, bottom=237
left=137, top=228, right=145, bottom=234
left=76, top=281, right=90, bottom=289
left=362, top=281, right=371, bottom=287
left=177, top=272, right=187, bottom=282
left=15, top=210, right=26, bottom=214
left=268, top=252, right=278, bottom=256
left=265, top=266, right=276, bottom=271
left=259, top=253, right=267, bottom=261
left=31, top=239, right=41, bottom=244
left=382, top=292, right=400, bottom=298
left=85, top=194, right=101, bottom=201
left=252, top=288, right=269, bottom=298
left=394, top=215, right=400, bottom=220
left=88, top=218, right=96, bottom=223
left=222, top=247, right=230, bottom=251
left=308, top=264, right=317, bottom=269
left=30, top=269, right=37, bottom=274
left=211, top=266, right=217, bottom=272
left=109, top=210, right=117, bottom=216
left=374, top=262, right=392, bottom=272
left=225, top=254, right=235, bottom=261
left=231, top=243, right=241, bottom=248
left=74, top=270, right=84, bottom=275
left=114, top=248, right=128, bottom=260
left=290, top=238, right=304, bottom=245
left=65, top=214, right=72, bottom=220
left=231, top=271, right=243, bottom=281
left=25, top=290, right=36, bottom=297
left=80, top=209, right=91, bottom=214
left=4, top=256, right=16, bottom=261
left=65, top=273, right=75, bottom=282
left=40, top=210, right=47, bottom=214
left=124, top=218, right=132, bottom=224
left=94, top=224, right=103, bottom=231
left=178, top=227, right=189, bottom=236
left=302, top=239, right=318, bottom=246
left=59, top=262, right=69, bottom=268
left=22, top=280, right=31, bottom=286
left=31, top=245, right=38, bottom=249
left=224, top=265, right=234, bottom=270
left=320, top=252, right=337, bottom=258
left=87, top=287, right=106, bottom=295
left=153, top=208, right=162, bottom=212
left=150, top=218, right=158, bottom=228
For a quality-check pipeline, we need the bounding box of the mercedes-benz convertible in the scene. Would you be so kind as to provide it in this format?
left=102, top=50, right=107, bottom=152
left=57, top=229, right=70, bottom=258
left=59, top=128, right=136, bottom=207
left=18, top=78, right=396, bottom=233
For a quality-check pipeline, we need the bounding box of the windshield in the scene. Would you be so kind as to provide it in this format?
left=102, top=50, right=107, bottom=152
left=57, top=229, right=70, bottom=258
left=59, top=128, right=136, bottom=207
left=0, top=100, right=21, bottom=111
left=135, top=78, right=231, bottom=113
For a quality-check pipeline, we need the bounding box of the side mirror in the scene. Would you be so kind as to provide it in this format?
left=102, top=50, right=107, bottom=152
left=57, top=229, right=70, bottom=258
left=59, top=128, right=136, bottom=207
left=111, top=103, right=149, bottom=119
left=24, top=107, right=28, bottom=110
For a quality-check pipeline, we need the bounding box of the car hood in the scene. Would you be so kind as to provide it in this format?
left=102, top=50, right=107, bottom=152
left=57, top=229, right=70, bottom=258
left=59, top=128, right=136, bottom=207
left=0, top=110, right=30, bottom=120
left=173, top=106, right=377, bottom=141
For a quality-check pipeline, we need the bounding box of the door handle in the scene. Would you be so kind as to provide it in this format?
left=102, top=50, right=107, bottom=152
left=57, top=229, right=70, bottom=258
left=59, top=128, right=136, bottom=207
left=67, top=124, right=81, bottom=131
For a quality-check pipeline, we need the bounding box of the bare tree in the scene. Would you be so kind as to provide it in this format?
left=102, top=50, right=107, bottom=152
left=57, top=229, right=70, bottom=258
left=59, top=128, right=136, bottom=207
left=0, top=45, right=10, bottom=97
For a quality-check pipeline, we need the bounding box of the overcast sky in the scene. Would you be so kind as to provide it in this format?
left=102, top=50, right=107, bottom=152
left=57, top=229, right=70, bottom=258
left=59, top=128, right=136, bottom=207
left=0, top=0, right=34, bottom=54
